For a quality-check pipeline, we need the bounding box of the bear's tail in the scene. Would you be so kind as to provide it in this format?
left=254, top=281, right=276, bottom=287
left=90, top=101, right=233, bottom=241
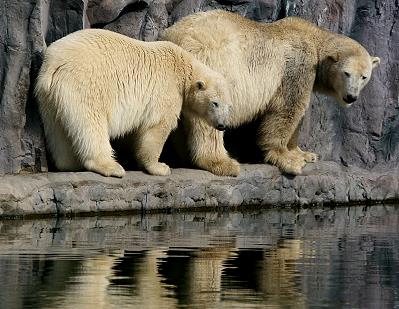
left=34, top=59, right=50, bottom=104
left=33, top=52, right=62, bottom=110
left=32, top=36, right=52, bottom=99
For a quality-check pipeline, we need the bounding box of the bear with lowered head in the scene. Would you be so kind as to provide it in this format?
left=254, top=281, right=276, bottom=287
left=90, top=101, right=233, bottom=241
left=35, top=29, right=232, bottom=177
left=161, top=10, right=380, bottom=175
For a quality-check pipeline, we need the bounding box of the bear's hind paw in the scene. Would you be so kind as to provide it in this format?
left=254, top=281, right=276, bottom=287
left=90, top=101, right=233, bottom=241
left=84, top=159, right=126, bottom=178
left=146, top=162, right=171, bottom=176
left=207, top=158, right=240, bottom=177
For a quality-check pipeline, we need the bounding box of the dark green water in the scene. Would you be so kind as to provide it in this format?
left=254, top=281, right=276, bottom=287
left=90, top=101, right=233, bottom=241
left=0, top=205, right=399, bottom=309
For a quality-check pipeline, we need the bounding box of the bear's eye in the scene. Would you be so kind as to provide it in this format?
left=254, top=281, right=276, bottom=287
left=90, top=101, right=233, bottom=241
left=344, top=71, right=351, bottom=77
left=196, top=80, right=206, bottom=90
left=212, top=102, right=219, bottom=108
left=361, top=75, right=367, bottom=80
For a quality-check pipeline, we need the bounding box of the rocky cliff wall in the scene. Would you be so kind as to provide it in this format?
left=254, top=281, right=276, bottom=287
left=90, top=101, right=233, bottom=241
left=0, top=0, right=397, bottom=175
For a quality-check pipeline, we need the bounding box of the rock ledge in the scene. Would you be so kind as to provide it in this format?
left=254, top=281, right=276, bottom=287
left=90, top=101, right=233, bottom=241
left=1, top=161, right=398, bottom=218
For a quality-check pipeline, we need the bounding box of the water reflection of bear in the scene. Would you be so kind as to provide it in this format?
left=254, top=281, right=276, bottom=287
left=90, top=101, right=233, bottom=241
left=48, top=240, right=305, bottom=308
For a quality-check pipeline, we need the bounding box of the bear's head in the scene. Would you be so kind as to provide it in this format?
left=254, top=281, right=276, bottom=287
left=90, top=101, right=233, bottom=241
left=327, top=49, right=380, bottom=107
left=185, top=71, right=232, bottom=131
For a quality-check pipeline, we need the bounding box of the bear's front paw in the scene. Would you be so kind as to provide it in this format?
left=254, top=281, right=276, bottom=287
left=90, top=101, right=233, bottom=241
left=146, top=162, right=171, bottom=176
left=302, top=151, right=318, bottom=163
left=267, top=150, right=306, bottom=175
left=291, top=147, right=318, bottom=163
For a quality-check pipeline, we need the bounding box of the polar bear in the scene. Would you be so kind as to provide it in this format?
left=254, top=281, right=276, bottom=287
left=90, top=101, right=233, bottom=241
left=161, top=10, right=380, bottom=175
left=35, top=28, right=231, bottom=177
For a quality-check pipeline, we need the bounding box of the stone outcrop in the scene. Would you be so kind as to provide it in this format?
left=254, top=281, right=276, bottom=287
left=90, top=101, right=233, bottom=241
left=1, top=0, right=398, bottom=175
left=0, top=1, right=398, bottom=212
left=0, top=162, right=398, bottom=217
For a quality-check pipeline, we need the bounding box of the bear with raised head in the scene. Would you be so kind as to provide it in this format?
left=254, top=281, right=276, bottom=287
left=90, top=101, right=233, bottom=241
left=35, top=28, right=231, bottom=177
left=161, top=10, right=380, bottom=175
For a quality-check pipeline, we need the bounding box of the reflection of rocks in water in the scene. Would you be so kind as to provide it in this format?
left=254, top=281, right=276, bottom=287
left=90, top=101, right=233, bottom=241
left=297, top=207, right=399, bottom=309
left=0, top=257, right=82, bottom=309
left=0, top=206, right=399, bottom=308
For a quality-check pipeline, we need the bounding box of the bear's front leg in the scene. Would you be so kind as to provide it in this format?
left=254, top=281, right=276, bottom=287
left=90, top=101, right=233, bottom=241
left=135, top=122, right=175, bottom=176
left=258, top=110, right=308, bottom=175
left=259, top=71, right=316, bottom=175
left=287, top=124, right=318, bottom=163
left=185, top=116, right=240, bottom=177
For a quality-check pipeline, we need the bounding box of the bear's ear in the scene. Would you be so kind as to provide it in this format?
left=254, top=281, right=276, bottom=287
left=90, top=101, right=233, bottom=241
left=195, top=80, right=206, bottom=90
left=327, top=52, right=340, bottom=63
left=371, top=56, right=381, bottom=68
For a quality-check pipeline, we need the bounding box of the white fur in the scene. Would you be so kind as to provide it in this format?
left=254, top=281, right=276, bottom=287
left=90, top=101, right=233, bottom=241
left=161, top=10, right=380, bottom=175
left=35, top=29, right=231, bottom=177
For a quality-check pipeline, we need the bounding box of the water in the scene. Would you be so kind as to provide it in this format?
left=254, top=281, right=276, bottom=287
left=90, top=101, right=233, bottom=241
left=0, top=205, right=399, bottom=309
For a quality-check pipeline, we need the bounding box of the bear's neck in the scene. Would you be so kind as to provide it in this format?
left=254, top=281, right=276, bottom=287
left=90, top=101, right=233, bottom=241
left=182, top=64, right=194, bottom=105
left=314, top=59, right=335, bottom=95
left=176, top=50, right=195, bottom=105
left=314, top=35, right=341, bottom=95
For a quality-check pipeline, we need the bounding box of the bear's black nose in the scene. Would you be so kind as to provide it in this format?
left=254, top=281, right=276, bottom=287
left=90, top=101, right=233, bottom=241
left=217, top=124, right=226, bottom=131
left=343, top=94, right=358, bottom=103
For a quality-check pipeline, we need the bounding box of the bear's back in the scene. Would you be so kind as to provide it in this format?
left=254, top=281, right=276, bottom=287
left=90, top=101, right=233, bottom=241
left=45, top=29, right=187, bottom=73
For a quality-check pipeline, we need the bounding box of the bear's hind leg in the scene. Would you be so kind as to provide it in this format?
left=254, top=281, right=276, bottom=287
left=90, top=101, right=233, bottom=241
left=135, top=121, right=176, bottom=176
left=70, top=121, right=125, bottom=178
left=42, top=112, right=81, bottom=171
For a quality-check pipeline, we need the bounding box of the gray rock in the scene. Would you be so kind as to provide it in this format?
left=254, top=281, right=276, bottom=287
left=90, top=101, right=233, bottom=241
left=292, top=0, right=399, bottom=171
left=0, top=0, right=86, bottom=175
left=87, top=0, right=142, bottom=25
left=0, top=162, right=398, bottom=217
left=0, top=0, right=398, bottom=209
left=0, top=1, right=47, bottom=175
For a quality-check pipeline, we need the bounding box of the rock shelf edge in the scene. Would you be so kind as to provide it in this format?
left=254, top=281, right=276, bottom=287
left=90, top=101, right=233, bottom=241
left=1, top=161, right=398, bottom=218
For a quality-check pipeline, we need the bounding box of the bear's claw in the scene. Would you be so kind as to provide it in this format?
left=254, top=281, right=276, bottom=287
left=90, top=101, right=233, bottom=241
left=266, top=148, right=307, bottom=175
left=302, top=151, right=318, bottom=163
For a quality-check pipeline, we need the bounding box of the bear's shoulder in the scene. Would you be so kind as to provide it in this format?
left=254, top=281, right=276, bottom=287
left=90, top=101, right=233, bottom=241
left=176, top=9, right=255, bottom=29
left=273, top=16, right=322, bottom=34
